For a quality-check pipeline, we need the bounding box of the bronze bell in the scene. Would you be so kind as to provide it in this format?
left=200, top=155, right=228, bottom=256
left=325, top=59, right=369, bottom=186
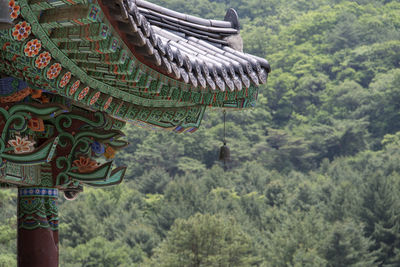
left=219, top=142, right=230, bottom=162
left=0, top=0, right=13, bottom=30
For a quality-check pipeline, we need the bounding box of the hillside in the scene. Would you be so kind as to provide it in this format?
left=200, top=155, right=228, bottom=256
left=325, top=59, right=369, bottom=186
left=1, top=0, right=400, bottom=266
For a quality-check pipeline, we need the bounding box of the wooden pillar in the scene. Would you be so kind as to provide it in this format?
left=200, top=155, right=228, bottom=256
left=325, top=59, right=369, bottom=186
left=17, top=187, right=59, bottom=267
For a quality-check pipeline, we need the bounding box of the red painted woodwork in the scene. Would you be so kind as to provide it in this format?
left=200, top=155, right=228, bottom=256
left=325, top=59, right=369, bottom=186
left=17, top=195, right=59, bottom=267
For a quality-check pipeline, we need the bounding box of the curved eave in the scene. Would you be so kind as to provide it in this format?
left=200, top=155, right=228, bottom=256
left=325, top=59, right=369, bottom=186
left=99, top=0, right=270, bottom=92
left=0, top=0, right=269, bottom=133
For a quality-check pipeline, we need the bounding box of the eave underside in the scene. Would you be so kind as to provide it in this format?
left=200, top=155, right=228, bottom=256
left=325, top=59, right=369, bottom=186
left=0, top=0, right=269, bottom=131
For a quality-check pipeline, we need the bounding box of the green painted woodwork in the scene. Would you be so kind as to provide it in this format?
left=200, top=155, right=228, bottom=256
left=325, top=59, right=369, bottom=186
left=38, top=4, right=101, bottom=28
left=52, top=110, right=127, bottom=188
left=0, top=182, right=17, bottom=188
left=50, top=23, right=110, bottom=42
left=1, top=138, right=59, bottom=165
left=30, top=0, right=88, bottom=12
left=0, top=99, right=128, bottom=190
left=85, top=166, right=126, bottom=187
left=0, top=104, right=65, bottom=167
left=0, top=0, right=260, bottom=195
left=69, top=48, right=128, bottom=64
left=0, top=0, right=258, bottom=133
left=79, top=60, right=135, bottom=75
left=0, top=163, right=41, bottom=185
left=67, top=161, right=113, bottom=181
left=59, top=37, right=120, bottom=54
left=18, top=187, right=58, bottom=230
left=17, top=0, right=196, bottom=106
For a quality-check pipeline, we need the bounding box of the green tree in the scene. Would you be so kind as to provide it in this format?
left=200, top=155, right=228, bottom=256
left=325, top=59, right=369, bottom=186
left=322, top=220, right=377, bottom=267
left=61, top=236, right=138, bottom=267
left=135, top=167, right=172, bottom=194
left=263, top=209, right=328, bottom=266
left=150, top=213, right=257, bottom=267
left=358, top=172, right=400, bottom=266
left=0, top=189, right=17, bottom=265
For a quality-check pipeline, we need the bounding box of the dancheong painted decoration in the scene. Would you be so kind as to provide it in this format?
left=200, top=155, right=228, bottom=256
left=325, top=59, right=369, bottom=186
left=0, top=0, right=270, bottom=266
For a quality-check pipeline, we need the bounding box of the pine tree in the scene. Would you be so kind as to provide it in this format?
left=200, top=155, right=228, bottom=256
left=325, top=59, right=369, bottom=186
left=150, top=213, right=257, bottom=267
left=322, top=220, right=377, bottom=266
left=358, top=171, right=400, bottom=266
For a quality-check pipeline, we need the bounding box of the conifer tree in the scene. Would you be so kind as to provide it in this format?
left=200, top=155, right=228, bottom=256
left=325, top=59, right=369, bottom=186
left=322, top=220, right=377, bottom=267
left=358, top=172, right=400, bottom=266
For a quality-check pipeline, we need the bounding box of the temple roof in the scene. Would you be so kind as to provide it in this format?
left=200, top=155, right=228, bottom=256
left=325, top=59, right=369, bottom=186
left=104, top=0, right=270, bottom=92
left=0, top=0, right=270, bottom=132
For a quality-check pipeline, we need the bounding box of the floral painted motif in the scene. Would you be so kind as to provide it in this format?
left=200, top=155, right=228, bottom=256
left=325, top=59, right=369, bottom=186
left=111, top=39, right=118, bottom=51
left=28, top=118, right=45, bottom=131
left=12, top=21, right=31, bottom=41
left=24, top=39, right=42, bottom=57
left=103, top=145, right=115, bottom=159
left=88, top=6, right=99, bottom=20
left=69, top=80, right=80, bottom=96
left=100, top=25, right=108, bottom=38
left=8, top=136, right=36, bottom=154
left=89, top=91, right=100, bottom=105
left=91, top=141, right=105, bottom=154
left=77, top=86, right=89, bottom=100
left=35, top=52, right=51, bottom=69
left=59, top=72, right=71, bottom=88
left=46, top=63, right=62, bottom=80
left=72, top=156, right=98, bottom=173
left=31, top=89, right=42, bottom=99
left=40, top=95, right=49, bottom=103
left=9, top=0, right=20, bottom=20
left=103, top=96, right=112, bottom=110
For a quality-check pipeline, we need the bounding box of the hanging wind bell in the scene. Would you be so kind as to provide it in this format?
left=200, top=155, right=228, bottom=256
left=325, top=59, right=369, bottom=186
left=219, top=110, right=230, bottom=170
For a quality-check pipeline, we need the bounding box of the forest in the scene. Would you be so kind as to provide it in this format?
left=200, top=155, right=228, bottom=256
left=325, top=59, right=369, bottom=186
left=1, top=0, right=400, bottom=266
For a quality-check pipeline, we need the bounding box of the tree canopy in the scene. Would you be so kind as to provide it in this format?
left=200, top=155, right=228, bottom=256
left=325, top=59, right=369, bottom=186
left=1, top=0, right=400, bottom=266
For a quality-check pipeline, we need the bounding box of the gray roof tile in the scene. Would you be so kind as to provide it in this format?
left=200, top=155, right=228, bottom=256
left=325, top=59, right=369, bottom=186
left=112, top=0, right=270, bottom=91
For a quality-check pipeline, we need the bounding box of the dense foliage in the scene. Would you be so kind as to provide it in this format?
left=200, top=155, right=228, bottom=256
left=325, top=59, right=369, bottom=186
left=1, top=0, right=400, bottom=266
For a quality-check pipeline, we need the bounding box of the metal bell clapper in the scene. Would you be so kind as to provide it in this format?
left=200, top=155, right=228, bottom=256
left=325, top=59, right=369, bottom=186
left=219, top=142, right=230, bottom=162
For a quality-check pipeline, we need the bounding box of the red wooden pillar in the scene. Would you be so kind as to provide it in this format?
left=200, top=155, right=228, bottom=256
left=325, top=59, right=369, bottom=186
left=17, top=187, right=59, bottom=267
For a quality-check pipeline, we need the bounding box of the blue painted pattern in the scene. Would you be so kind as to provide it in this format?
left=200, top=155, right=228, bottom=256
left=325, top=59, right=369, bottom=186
left=0, top=77, right=28, bottom=96
left=18, top=187, right=59, bottom=197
